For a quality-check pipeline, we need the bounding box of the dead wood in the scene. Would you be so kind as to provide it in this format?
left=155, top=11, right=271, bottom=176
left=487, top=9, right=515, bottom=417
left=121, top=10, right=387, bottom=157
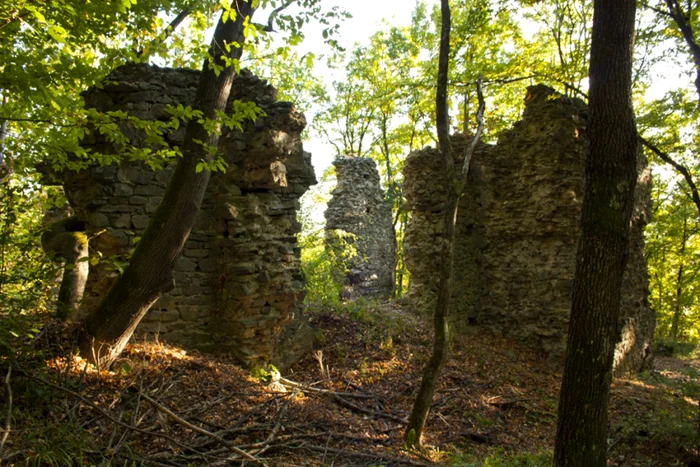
left=138, top=392, right=266, bottom=465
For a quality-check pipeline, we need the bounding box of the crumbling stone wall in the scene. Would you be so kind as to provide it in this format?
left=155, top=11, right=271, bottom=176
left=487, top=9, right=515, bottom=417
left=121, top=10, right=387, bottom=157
left=48, top=64, right=316, bottom=368
left=403, top=85, right=654, bottom=374
left=324, top=157, right=396, bottom=299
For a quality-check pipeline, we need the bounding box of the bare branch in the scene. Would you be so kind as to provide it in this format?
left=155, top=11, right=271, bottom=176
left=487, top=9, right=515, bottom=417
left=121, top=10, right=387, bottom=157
left=24, top=373, right=201, bottom=454
left=640, top=135, right=700, bottom=218
left=458, top=75, right=485, bottom=189
left=138, top=6, right=193, bottom=57
left=260, top=0, right=296, bottom=32
left=139, top=392, right=266, bottom=465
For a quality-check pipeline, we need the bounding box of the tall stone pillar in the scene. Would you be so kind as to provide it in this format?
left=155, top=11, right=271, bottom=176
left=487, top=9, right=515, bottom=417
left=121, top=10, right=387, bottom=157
left=324, top=157, right=396, bottom=300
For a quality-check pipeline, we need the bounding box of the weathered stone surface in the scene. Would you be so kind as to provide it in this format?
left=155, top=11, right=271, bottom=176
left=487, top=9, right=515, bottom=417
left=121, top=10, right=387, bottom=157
left=324, top=157, right=396, bottom=299
left=403, top=85, right=654, bottom=375
left=49, top=64, right=317, bottom=369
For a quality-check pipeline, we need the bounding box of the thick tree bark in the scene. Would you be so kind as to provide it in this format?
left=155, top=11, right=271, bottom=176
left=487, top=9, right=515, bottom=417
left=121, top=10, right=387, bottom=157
left=553, top=1, right=638, bottom=466
left=404, top=0, right=484, bottom=446
left=82, top=1, right=255, bottom=368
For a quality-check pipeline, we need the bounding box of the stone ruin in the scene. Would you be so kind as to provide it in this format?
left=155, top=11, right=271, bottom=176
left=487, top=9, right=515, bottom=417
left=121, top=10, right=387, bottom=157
left=324, top=157, right=396, bottom=299
left=41, top=63, right=316, bottom=369
left=403, top=85, right=654, bottom=375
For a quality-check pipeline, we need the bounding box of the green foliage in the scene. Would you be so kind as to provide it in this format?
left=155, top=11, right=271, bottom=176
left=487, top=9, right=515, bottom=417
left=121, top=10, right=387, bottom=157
left=0, top=174, right=62, bottom=357
left=646, top=176, right=700, bottom=341
left=299, top=226, right=356, bottom=308
left=617, top=370, right=700, bottom=445
left=449, top=449, right=552, bottom=467
left=22, top=418, right=97, bottom=467
left=653, top=337, right=699, bottom=358
left=298, top=182, right=345, bottom=308
left=250, top=363, right=280, bottom=382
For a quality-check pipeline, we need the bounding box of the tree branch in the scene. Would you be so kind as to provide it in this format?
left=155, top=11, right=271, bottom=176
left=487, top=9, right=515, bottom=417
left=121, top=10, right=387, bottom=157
left=663, top=0, right=700, bottom=103
left=139, top=392, right=266, bottom=465
left=458, top=75, right=485, bottom=189
left=138, top=5, right=193, bottom=57
left=639, top=135, right=700, bottom=218
left=24, top=373, right=202, bottom=455
left=259, top=0, right=296, bottom=32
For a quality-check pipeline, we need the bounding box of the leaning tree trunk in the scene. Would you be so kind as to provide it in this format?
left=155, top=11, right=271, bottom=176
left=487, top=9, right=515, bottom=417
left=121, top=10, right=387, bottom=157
left=553, top=1, right=638, bottom=466
left=404, top=0, right=484, bottom=446
left=82, top=1, right=255, bottom=368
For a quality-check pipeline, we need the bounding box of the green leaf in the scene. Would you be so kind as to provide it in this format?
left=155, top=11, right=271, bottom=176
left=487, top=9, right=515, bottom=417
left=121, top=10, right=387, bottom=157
left=26, top=6, right=46, bottom=24
left=47, top=25, right=68, bottom=43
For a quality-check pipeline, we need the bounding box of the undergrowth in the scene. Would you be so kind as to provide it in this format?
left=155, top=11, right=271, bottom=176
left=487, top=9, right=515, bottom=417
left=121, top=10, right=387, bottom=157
left=449, top=449, right=552, bottom=467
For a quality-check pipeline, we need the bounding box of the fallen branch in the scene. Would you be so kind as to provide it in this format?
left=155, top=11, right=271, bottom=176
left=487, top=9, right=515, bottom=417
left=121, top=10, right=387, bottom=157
left=304, top=444, right=434, bottom=466
left=251, top=393, right=294, bottom=456
left=486, top=397, right=533, bottom=408
left=25, top=373, right=201, bottom=455
left=331, top=393, right=408, bottom=425
left=280, top=377, right=375, bottom=399
left=139, top=392, right=267, bottom=466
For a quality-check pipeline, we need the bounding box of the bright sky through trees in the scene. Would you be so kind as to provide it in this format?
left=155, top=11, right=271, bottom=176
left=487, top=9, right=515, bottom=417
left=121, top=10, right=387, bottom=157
left=301, top=0, right=437, bottom=175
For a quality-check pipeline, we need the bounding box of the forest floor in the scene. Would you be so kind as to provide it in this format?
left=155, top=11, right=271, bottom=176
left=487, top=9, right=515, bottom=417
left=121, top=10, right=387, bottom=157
left=4, top=303, right=700, bottom=466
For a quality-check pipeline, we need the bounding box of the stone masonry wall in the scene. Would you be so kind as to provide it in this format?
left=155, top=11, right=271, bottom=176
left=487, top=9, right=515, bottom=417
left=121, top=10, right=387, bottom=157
left=403, top=85, right=654, bottom=374
left=324, top=157, right=396, bottom=299
left=51, top=64, right=316, bottom=368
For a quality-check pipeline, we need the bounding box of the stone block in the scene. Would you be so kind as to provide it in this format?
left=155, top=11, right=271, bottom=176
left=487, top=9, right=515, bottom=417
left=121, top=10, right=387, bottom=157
left=129, top=196, right=148, bottom=205
left=90, top=213, right=109, bottom=228
left=175, top=257, right=197, bottom=272
left=131, top=215, right=151, bottom=229
left=113, top=214, right=131, bottom=229
left=113, top=183, right=134, bottom=196
left=198, top=258, right=218, bottom=273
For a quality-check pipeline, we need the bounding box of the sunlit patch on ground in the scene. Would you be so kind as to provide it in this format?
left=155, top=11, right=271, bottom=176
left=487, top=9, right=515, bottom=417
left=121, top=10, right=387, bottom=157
left=7, top=304, right=700, bottom=466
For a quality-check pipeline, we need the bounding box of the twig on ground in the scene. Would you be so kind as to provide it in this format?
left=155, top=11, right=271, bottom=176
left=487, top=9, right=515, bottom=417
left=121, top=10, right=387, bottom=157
left=486, top=397, right=533, bottom=408
left=25, top=373, right=203, bottom=455
left=304, top=444, right=434, bottom=466
left=113, top=372, right=146, bottom=456
left=139, top=392, right=267, bottom=466
left=280, top=377, right=374, bottom=399
left=252, top=392, right=295, bottom=456
left=331, top=393, right=408, bottom=424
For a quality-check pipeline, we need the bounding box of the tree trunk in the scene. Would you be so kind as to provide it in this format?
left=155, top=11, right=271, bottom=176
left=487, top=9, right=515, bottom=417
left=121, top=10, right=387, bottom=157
left=553, top=1, right=638, bottom=466
left=404, top=0, right=455, bottom=447
left=82, top=1, right=255, bottom=368
left=404, top=0, right=485, bottom=446
left=404, top=191, right=458, bottom=446
left=41, top=219, right=89, bottom=321
left=671, top=217, right=688, bottom=342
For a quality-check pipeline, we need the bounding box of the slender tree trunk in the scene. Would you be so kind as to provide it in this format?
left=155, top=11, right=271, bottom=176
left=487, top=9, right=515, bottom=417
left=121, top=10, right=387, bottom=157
left=553, top=1, right=638, bottom=466
left=404, top=191, right=458, bottom=446
left=404, top=0, right=455, bottom=446
left=82, top=1, right=255, bottom=368
left=404, top=0, right=485, bottom=446
left=671, top=217, right=688, bottom=342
